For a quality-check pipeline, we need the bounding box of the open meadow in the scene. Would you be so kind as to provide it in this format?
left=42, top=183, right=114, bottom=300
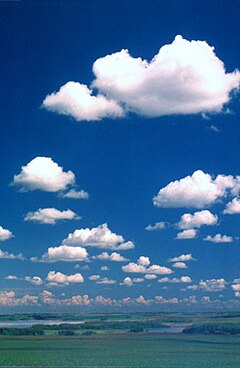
left=0, top=333, right=240, bottom=367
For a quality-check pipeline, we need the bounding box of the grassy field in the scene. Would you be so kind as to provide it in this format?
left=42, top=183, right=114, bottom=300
left=0, top=333, right=239, bottom=367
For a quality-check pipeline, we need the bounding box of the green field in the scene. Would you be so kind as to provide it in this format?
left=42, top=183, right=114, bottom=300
left=0, top=333, right=239, bottom=367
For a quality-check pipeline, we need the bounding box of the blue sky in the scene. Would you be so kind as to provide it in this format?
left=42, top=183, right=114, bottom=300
left=0, top=0, right=240, bottom=311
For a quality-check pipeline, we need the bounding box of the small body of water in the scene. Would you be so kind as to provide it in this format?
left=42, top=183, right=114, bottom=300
left=0, top=320, right=84, bottom=328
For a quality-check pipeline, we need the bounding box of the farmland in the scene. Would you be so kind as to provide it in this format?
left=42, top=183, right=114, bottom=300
left=0, top=333, right=240, bottom=367
left=0, top=312, right=240, bottom=367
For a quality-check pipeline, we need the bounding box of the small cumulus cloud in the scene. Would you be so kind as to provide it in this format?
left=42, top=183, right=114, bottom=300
left=63, top=223, right=134, bottom=250
left=145, top=221, right=168, bottom=231
left=59, top=189, right=89, bottom=200
left=122, top=256, right=172, bottom=275
left=24, top=208, right=79, bottom=225
left=153, top=170, right=238, bottom=209
left=172, top=262, right=188, bottom=269
left=33, top=245, right=89, bottom=263
left=176, top=229, right=197, bottom=239
left=177, top=210, right=218, bottom=229
left=224, top=198, right=240, bottom=214
left=93, top=252, right=128, bottom=262
left=168, top=254, right=196, bottom=262
left=0, top=226, right=14, bottom=241
left=24, top=276, right=43, bottom=286
left=204, top=234, right=234, bottom=243
left=0, top=249, right=24, bottom=260
left=46, top=271, right=84, bottom=286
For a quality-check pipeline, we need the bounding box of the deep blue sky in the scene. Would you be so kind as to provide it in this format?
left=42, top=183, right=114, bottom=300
left=0, top=0, right=240, bottom=311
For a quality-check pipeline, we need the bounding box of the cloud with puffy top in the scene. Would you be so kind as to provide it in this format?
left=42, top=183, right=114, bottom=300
left=176, top=229, right=197, bottom=239
left=224, top=198, right=240, bottom=214
left=0, top=249, right=24, bottom=260
left=145, top=221, right=168, bottom=231
left=13, top=157, right=74, bottom=192
left=188, top=278, right=227, bottom=292
left=204, top=234, right=234, bottom=243
left=33, top=245, right=89, bottom=263
left=46, top=271, right=84, bottom=286
left=24, top=208, right=79, bottom=225
left=168, top=254, right=195, bottom=262
left=24, top=276, right=43, bottom=286
left=43, top=36, right=240, bottom=121
left=177, top=210, right=218, bottom=229
left=122, top=256, right=172, bottom=275
left=0, top=226, right=13, bottom=241
left=93, top=252, right=128, bottom=262
left=153, top=170, right=238, bottom=208
left=63, top=223, right=135, bottom=250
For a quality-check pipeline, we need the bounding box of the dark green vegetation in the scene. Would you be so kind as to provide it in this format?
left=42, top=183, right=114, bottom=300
left=0, top=333, right=240, bottom=367
left=184, top=322, right=240, bottom=335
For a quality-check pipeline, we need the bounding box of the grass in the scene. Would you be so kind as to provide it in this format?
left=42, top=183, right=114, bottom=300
left=0, top=333, right=240, bottom=367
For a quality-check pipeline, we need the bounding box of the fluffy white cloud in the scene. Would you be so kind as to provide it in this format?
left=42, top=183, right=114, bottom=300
left=63, top=223, right=134, bottom=250
left=138, top=256, right=150, bottom=267
left=42, top=82, right=124, bottom=121
left=60, top=189, right=89, bottom=200
left=153, top=170, right=237, bottom=208
left=13, top=157, right=75, bottom=192
left=224, top=198, right=240, bottom=214
left=145, top=222, right=168, bottom=231
left=232, top=284, right=240, bottom=292
left=36, top=245, right=89, bottom=262
left=144, top=274, right=157, bottom=280
left=101, top=266, right=109, bottom=271
left=43, top=36, right=240, bottom=122
left=5, top=275, right=18, bottom=280
left=188, top=278, right=227, bottom=292
left=204, top=234, right=233, bottom=243
left=96, top=277, right=116, bottom=285
left=25, top=276, right=43, bottom=286
left=89, top=275, right=101, bottom=281
left=176, top=229, right=197, bottom=239
left=177, top=210, right=218, bottom=229
left=0, top=226, right=13, bottom=241
left=168, top=254, right=195, bottom=262
left=172, top=262, right=187, bottom=269
left=158, top=276, right=192, bottom=283
left=122, top=262, right=172, bottom=275
left=92, top=36, right=240, bottom=117
left=24, top=208, right=79, bottom=225
left=94, top=252, right=128, bottom=262
left=122, top=277, right=133, bottom=287
left=46, top=271, right=84, bottom=286
left=0, top=249, right=24, bottom=260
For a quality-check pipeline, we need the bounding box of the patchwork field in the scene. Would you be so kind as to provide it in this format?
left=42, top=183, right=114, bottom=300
left=0, top=333, right=240, bottom=367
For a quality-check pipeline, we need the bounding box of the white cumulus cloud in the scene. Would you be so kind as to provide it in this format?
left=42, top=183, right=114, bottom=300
left=25, top=276, right=43, bottom=286
left=145, top=221, right=168, bottom=231
left=176, top=229, right=197, bottom=239
left=60, top=189, right=89, bottom=200
left=63, top=223, right=134, bottom=250
left=93, top=252, right=128, bottom=262
left=204, top=234, right=234, bottom=243
left=168, top=254, right=195, bottom=262
left=42, top=82, right=124, bottom=121
left=224, top=198, right=240, bottom=214
left=35, top=245, right=89, bottom=262
left=177, top=210, right=218, bottom=229
left=0, top=226, right=13, bottom=241
left=13, top=157, right=75, bottom=192
left=172, top=262, right=187, bottom=269
left=24, top=208, right=79, bottom=225
left=0, top=249, right=24, bottom=260
left=43, top=36, right=240, bottom=122
left=46, top=271, right=84, bottom=286
left=153, top=170, right=236, bottom=208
